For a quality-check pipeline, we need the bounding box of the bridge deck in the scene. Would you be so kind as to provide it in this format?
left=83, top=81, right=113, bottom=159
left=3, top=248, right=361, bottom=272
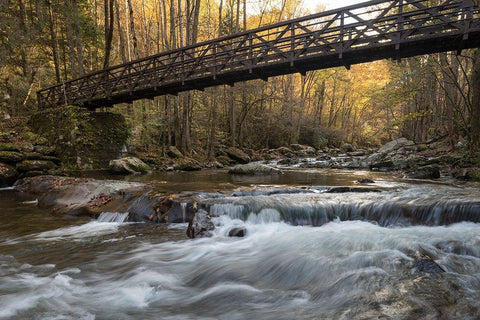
left=37, top=0, right=480, bottom=110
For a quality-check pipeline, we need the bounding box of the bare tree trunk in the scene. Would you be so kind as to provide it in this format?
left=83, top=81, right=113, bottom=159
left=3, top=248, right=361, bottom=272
left=103, top=0, right=114, bottom=68
left=71, top=0, right=84, bottom=75
left=47, top=2, right=61, bottom=83
left=471, top=49, right=480, bottom=150
left=127, top=0, right=139, bottom=59
left=115, top=0, right=127, bottom=63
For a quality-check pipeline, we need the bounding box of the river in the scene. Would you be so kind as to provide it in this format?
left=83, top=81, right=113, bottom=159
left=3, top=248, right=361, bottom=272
left=1, top=168, right=480, bottom=319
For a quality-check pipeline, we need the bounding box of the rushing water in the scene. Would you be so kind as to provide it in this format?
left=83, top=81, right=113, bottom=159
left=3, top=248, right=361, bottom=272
left=1, top=168, right=480, bottom=319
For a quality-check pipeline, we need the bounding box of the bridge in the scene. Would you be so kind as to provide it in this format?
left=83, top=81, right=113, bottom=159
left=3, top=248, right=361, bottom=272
left=37, top=0, right=480, bottom=110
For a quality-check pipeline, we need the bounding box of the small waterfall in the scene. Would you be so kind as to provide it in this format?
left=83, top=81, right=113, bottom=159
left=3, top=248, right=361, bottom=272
left=207, top=189, right=480, bottom=227
left=180, top=203, right=187, bottom=222
left=97, top=212, right=129, bottom=223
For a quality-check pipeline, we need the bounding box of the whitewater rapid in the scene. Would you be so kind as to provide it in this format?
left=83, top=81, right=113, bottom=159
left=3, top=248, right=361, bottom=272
left=1, top=216, right=480, bottom=319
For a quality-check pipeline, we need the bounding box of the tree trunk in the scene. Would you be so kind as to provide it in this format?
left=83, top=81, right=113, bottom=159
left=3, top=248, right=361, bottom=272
left=103, top=0, right=114, bottom=68
left=471, top=49, right=480, bottom=150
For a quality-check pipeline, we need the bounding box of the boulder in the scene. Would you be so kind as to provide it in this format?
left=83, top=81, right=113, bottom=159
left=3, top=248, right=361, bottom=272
left=275, top=147, right=296, bottom=158
left=16, top=160, right=57, bottom=172
left=109, top=157, right=150, bottom=174
left=0, top=163, right=18, bottom=187
left=167, top=146, right=183, bottom=158
left=228, top=227, right=246, bottom=237
left=186, top=209, right=215, bottom=238
left=14, top=175, right=150, bottom=216
left=173, top=157, right=202, bottom=171
left=342, top=143, right=354, bottom=152
left=378, top=138, right=414, bottom=154
left=226, top=147, right=251, bottom=164
left=228, top=163, right=282, bottom=175
left=290, top=144, right=317, bottom=156
left=0, top=151, right=24, bottom=164
left=370, top=160, right=395, bottom=171
left=406, top=164, right=440, bottom=179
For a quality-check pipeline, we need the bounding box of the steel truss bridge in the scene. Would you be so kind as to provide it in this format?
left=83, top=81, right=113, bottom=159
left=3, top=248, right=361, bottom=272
left=37, top=0, right=480, bottom=110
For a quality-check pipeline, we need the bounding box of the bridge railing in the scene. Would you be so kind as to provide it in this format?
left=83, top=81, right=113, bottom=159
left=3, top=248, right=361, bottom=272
left=37, top=0, right=480, bottom=109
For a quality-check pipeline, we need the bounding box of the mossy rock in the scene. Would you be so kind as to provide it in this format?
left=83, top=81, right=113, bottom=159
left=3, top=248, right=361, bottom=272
left=173, top=158, right=202, bottom=171
left=0, top=151, right=24, bottom=164
left=29, top=106, right=129, bottom=168
left=167, top=146, right=183, bottom=158
left=0, top=143, right=20, bottom=152
left=24, top=152, right=62, bottom=164
left=465, top=169, right=480, bottom=181
left=34, top=145, right=57, bottom=156
left=16, top=160, right=57, bottom=172
left=109, top=157, right=150, bottom=174
left=0, top=163, right=19, bottom=187
left=226, top=147, right=251, bottom=164
left=217, top=155, right=235, bottom=166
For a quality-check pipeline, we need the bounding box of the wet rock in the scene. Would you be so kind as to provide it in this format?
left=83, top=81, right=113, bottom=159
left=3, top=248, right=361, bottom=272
left=0, top=151, right=24, bottom=164
left=228, top=227, right=246, bottom=237
left=326, top=186, right=381, bottom=193
left=413, top=258, right=445, bottom=274
left=167, top=146, right=183, bottom=158
left=226, top=147, right=251, bottom=164
left=316, top=154, right=331, bottom=161
left=299, top=161, right=328, bottom=169
left=370, top=160, right=395, bottom=171
left=109, top=157, right=150, bottom=174
left=356, top=178, right=375, bottom=184
left=277, top=158, right=299, bottom=166
left=173, top=157, right=202, bottom=171
left=186, top=209, right=215, bottom=238
left=228, top=163, right=282, bottom=175
left=14, top=175, right=150, bottom=216
left=406, top=165, right=440, bottom=179
left=347, top=150, right=366, bottom=157
left=16, top=160, right=57, bottom=172
left=0, top=163, right=18, bottom=187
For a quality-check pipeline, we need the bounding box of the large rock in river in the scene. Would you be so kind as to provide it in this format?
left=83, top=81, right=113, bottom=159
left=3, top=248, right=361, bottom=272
left=186, top=209, right=215, bottom=238
left=378, top=138, right=414, bottom=154
left=173, top=157, right=202, bottom=171
left=109, top=157, right=150, bottom=174
left=406, top=164, right=440, bottom=179
left=14, top=175, right=150, bottom=215
left=229, top=163, right=282, bottom=175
